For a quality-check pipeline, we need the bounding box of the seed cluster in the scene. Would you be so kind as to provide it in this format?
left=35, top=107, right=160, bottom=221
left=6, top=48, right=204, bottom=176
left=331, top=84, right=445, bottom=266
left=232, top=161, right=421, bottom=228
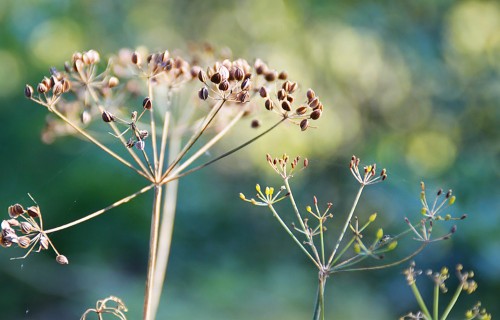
left=2, top=201, right=67, bottom=264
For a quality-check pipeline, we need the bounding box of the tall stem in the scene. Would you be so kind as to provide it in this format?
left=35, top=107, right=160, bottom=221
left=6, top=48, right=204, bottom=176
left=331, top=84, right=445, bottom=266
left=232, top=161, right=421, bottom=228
left=313, top=273, right=327, bottom=320
left=150, top=133, right=181, bottom=317
left=143, top=185, right=163, bottom=320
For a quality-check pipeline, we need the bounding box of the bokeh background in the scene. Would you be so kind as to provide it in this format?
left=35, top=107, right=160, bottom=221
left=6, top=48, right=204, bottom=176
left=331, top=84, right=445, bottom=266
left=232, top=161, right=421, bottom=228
left=1, top=0, right=499, bottom=319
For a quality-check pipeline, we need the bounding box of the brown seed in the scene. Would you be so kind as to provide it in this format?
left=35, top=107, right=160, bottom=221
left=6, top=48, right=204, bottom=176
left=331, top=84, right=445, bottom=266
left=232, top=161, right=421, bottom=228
left=198, top=70, right=207, bottom=83
left=259, top=86, right=268, bottom=98
left=198, top=87, right=209, bottom=100
left=108, top=76, right=119, bottom=88
left=218, top=80, right=229, bottom=91
left=309, top=97, right=319, bottom=109
left=306, top=88, right=315, bottom=101
left=20, top=221, right=33, bottom=234
left=101, top=110, right=115, bottom=123
left=300, top=119, right=309, bottom=131
left=18, top=236, right=30, bottom=249
left=37, top=83, right=48, bottom=94
left=286, top=95, right=294, bottom=103
left=278, top=71, right=288, bottom=80
left=143, top=97, right=152, bottom=110
left=62, top=79, right=71, bottom=92
left=254, top=59, right=266, bottom=75
left=251, top=119, right=261, bottom=128
left=264, top=70, right=278, bottom=82
left=236, top=91, right=249, bottom=103
left=281, top=100, right=291, bottom=111
left=241, top=78, right=251, bottom=91
left=277, top=89, right=286, bottom=101
left=234, top=67, right=244, bottom=81
left=265, top=99, right=274, bottom=110
left=295, top=106, right=308, bottom=115
left=310, top=109, right=322, bottom=120
left=27, top=206, right=40, bottom=218
left=52, top=82, right=63, bottom=96
left=56, top=255, right=69, bottom=265
left=289, top=82, right=298, bottom=93
left=282, top=81, right=291, bottom=92
left=132, top=52, right=140, bottom=65
left=210, top=72, right=222, bottom=84
left=24, top=84, right=33, bottom=98
left=8, top=204, right=24, bottom=218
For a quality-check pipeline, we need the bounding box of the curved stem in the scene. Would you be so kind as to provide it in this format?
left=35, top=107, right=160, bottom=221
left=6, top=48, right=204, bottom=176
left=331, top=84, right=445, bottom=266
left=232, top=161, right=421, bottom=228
left=410, top=281, right=432, bottom=320
left=44, top=184, right=154, bottom=234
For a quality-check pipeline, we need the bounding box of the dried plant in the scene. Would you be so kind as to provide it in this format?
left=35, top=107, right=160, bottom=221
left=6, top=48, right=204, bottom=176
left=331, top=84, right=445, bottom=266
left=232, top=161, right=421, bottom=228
left=4, top=47, right=324, bottom=319
left=401, top=262, right=491, bottom=320
left=240, top=155, right=467, bottom=319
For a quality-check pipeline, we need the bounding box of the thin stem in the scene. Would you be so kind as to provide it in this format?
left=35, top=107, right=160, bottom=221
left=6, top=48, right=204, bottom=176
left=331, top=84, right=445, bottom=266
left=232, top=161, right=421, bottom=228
left=331, top=236, right=356, bottom=266
left=319, top=216, right=325, bottom=265
left=440, top=283, right=463, bottom=320
left=327, top=185, right=364, bottom=268
left=143, top=185, right=163, bottom=320
left=157, top=112, right=171, bottom=177
left=86, top=86, right=153, bottom=181
left=313, top=274, right=327, bottom=320
left=284, top=178, right=308, bottom=237
left=44, top=184, right=154, bottom=234
left=433, top=281, right=439, bottom=320
left=147, top=79, right=159, bottom=178
left=410, top=281, right=432, bottom=320
left=268, top=205, right=320, bottom=268
left=161, top=99, right=227, bottom=181
left=160, top=118, right=286, bottom=185
left=150, top=133, right=181, bottom=317
left=48, top=106, right=151, bottom=180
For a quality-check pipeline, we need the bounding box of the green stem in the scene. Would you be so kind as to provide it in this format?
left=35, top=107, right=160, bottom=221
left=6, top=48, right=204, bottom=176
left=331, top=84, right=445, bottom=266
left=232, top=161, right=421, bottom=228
left=410, top=281, right=432, bottom=320
left=433, top=282, right=439, bottom=320
left=313, top=273, right=327, bottom=320
left=268, top=205, right=320, bottom=269
left=327, top=185, right=364, bottom=268
left=440, top=284, right=463, bottom=320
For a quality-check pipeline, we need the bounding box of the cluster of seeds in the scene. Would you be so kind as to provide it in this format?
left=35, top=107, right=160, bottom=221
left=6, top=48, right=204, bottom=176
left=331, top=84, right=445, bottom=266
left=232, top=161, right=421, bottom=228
left=1, top=202, right=67, bottom=264
left=349, top=155, right=387, bottom=186
left=266, top=153, right=309, bottom=179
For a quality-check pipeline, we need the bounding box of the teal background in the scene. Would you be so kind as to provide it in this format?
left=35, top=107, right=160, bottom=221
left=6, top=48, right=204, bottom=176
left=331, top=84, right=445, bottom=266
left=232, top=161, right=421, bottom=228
left=0, top=0, right=498, bottom=319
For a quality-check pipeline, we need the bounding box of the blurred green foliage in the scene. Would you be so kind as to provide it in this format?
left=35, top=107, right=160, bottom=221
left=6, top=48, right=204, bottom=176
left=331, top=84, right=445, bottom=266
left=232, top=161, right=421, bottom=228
left=0, top=0, right=498, bottom=319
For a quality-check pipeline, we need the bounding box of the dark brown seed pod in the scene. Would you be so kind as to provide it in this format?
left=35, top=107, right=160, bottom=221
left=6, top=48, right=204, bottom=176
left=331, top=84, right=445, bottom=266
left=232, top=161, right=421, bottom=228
left=259, top=86, right=268, bottom=98
left=281, top=100, right=291, bottom=112
left=265, top=99, right=274, bottom=110
left=56, top=254, right=69, bottom=265
left=300, top=119, right=309, bottom=131
left=198, top=87, right=209, bottom=100
left=143, top=97, right=152, bottom=110
left=306, top=88, right=316, bottom=101
left=24, top=84, right=34, bottom=98
left=282, top=81, right=291, bottom=92
left=254, top=59, right=266, bottom=75
left=277, top=89, right=286, bottom=101
left=62, top=79, right=71, bottom=92
left=286, top=95, right=294, bottom=103
left=27, top=206, right=40, bottom=218
left=310, top=109, right=322, bottom=120
left=132, top=52, right=140, bottom=65
left=218, top=80, right=229, bottom=91
left=264, top=70, right=278, bottom=82
left=295, top=106, right=308, bottom=115
left=251, top=119, right=261, bottom=128
left=8, top=204, right=24, bottom=218
left=210, top=72, right=222, bottom=84
left=241, top=78, right=251, bottom=91
left=101, top=110, right=115, bottom=123
left=234, top=67, right=244, bottom=81
left=289, top=82, right=298, bottom=93
left=278, top=71, right=288, bottom=80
